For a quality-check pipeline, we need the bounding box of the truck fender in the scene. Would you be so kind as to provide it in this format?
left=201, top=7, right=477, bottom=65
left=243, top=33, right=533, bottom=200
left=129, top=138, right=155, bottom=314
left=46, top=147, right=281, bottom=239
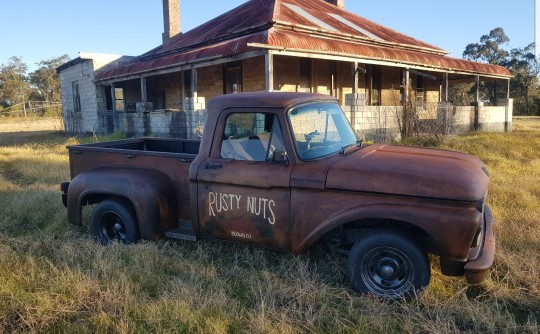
left=293, top=202, right=480, bottom=261
left=66, top=167, right=178, bottom=240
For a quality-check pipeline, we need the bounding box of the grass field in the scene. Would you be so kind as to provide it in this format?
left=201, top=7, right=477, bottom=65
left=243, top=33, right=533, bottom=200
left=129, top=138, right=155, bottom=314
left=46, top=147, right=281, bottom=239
left=0, top=117, right=539, bottom=333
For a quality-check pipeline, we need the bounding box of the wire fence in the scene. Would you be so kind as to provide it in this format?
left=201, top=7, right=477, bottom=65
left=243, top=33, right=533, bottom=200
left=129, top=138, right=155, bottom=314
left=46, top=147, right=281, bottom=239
left=409, top=102, right=454, bottom=140
left=0, top=101, right=64, bottom=132
left=0, top=101, right=62, bottom=117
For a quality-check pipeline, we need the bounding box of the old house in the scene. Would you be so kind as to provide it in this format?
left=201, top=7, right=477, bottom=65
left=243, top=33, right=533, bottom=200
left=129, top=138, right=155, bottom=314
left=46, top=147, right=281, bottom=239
left=58, top=0, right=513, bottom=140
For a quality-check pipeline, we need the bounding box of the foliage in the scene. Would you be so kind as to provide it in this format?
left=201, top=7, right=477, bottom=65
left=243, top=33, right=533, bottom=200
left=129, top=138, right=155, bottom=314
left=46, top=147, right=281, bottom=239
left=0, top=55, right=70, bottom=115
left=29, top=54, right=70, bottom=103
left=448, top=82, right=475, bottom=106
left=462, top=27, right=510, bottom=106
left=507, top=44, right=540, bottom=115
left=460, top=28, right=540, bottom=115
left=463, top=27, right=510, bottom=64
left=0, top=56, right=29, bottom=108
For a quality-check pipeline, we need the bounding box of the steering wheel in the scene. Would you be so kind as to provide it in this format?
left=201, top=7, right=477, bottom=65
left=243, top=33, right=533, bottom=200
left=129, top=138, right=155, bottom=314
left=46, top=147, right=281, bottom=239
left=304, top=130, right=320, bottom=149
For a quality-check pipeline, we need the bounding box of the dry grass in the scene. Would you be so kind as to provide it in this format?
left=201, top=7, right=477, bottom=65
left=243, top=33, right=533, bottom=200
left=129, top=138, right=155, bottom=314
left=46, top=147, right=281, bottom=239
left=0, top=117, right=539, bottom=333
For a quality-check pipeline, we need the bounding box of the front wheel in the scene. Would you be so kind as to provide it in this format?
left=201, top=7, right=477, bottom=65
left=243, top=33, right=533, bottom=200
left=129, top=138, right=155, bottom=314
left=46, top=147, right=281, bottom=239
left=348, top=229, right=430, bottom=298
left=91, top=199, right=139, bottom=244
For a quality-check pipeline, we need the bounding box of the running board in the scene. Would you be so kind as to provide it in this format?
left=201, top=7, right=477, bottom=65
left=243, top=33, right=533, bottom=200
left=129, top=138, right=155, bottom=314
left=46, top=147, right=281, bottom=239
left=165, top=220, right=197, bottom=242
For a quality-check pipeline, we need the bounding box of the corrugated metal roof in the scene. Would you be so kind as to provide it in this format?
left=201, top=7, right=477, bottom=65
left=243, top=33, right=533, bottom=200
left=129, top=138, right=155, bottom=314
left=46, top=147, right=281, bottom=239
left=265, top=29, right=510, bottom=77
left=97, top=32, right=268, bottom=80
left=275, top=0, right=445, bottom=53
left=95, top=0, right=511, bottom=81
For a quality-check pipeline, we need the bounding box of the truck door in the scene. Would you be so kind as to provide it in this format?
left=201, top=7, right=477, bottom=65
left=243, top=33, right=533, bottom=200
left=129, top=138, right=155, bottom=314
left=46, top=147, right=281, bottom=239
left=196, top=110, right=292, bottom=251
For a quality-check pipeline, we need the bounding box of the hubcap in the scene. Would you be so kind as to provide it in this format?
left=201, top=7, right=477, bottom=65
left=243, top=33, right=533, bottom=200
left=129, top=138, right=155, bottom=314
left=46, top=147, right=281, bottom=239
left=100, top=211, right=127, bottom=242
left=361, top=247, right=414, bottom=295
left=379, top=264, right=396, bottom=280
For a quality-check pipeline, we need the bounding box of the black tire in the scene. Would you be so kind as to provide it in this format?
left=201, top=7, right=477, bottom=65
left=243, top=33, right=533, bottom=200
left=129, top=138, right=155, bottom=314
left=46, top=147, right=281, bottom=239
left=91, top=199, right=139, bottom=244
left=348, top=229, right=430, bottom=298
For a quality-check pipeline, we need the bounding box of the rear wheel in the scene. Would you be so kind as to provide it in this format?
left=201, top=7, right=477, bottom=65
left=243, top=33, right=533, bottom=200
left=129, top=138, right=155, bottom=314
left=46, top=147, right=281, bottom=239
left=348, top=229, right=430, bottom=298
left=91, top=199, right=139, bottom=244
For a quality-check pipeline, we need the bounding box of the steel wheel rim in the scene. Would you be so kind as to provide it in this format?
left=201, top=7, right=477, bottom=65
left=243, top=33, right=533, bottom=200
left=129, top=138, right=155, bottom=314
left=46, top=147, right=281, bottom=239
left=360, top=246, right=414, bottom=295
left=99, top=211, right=127, bottom=242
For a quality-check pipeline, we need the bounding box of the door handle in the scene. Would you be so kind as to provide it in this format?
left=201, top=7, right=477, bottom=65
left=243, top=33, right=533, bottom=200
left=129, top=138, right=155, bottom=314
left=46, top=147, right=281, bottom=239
left=204, top=162, right=223, bottom=169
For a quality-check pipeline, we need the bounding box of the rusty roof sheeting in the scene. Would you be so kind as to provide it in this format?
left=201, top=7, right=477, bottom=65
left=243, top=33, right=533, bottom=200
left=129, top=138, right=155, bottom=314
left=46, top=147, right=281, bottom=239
left=275, top=0, right=445, bottom=53
left=266, top=29, right=511, bottom=77
left=96, top=32, right=268, bottom=80
left=141, top=0, right=275, bottom=59
left=94, top=0, right=511, bottom=81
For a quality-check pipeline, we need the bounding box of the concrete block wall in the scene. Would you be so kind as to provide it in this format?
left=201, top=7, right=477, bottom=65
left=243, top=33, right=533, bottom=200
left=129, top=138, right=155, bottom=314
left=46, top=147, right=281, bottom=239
left=59, top=53, right=132, bottom=135
left=108, top=97, right=207, bottom=138
left=344, top=93, right=401, bottom=141
left=446, top=105, right=475, bottom=134
left=59, top=60, right=99, bottom=134
left=440, top=101, right=513, bottom=135
left=499, top=98, right=513, bottom=132
left=478, top=106, right=506, bottom=132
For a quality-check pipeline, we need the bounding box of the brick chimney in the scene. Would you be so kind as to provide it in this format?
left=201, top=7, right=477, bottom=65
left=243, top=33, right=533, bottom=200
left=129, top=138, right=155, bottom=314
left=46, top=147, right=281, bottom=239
left=162, top=0, right=180, bottom=44
left=325, top=0, right=344, bottom=9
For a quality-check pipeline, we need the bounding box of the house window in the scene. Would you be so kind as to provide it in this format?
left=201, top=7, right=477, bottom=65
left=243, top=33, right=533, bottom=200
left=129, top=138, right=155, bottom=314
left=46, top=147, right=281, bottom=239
left=115, top=87, right=125, bottom=111
left=151, top=91, right=166, bottom=110
left=416, top=76, right=424, bottom=105
left=224, top=63, right=242, bottom=94
left=366, top=65, right=381, bottom=106
left=298, top=58, right=312, bottom=93
left=72, top=81, right=81, bottom=112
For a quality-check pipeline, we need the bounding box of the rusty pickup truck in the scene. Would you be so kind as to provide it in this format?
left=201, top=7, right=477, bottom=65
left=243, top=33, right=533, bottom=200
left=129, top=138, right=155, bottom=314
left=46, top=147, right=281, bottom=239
left=61, top=92, right=495, bottom=298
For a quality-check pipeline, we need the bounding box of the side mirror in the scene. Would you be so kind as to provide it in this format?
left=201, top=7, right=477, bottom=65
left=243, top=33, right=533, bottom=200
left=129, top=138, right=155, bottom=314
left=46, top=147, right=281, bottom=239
left=273, top=150, right=288, bottom=162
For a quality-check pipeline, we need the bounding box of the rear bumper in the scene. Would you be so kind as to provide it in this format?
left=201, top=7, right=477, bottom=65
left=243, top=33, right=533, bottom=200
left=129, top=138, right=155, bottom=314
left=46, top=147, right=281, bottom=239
left=464, top=205, right=496, bottom=284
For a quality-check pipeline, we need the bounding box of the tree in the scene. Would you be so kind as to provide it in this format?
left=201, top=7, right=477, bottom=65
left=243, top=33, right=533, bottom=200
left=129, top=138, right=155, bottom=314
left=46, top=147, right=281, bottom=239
left=448, top=83, right=475, bottom=106
left=507, top=43, right=539, bottom=115
left=29, top=54, right=70, bottom=103
left=463, top=27, right=509, bottom=64
left=0, top=56, right=29, bottom=108
left=463, top=27, right=510, bottom=105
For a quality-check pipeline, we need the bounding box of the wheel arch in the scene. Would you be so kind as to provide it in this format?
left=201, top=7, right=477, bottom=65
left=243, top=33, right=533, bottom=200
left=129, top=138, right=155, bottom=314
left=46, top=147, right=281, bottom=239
left=340, top=218, right=437, bottom=252
left=66, top=167, right=178, bottom=240
left=293, top=203, right=443, bottom=254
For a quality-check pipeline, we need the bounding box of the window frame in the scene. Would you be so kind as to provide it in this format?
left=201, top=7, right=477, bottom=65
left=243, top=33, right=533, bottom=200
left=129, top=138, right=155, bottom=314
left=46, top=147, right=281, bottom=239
left=215, top=111, right=289, bottom=163
left=223, top=62, right=243, bottom=94
left=72, top=81, right=81, bottom=112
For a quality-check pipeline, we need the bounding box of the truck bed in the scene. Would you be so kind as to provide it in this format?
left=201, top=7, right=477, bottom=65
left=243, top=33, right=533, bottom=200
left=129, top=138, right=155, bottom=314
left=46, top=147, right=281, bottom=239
left=70, top=137, right=200, bottom=156
left=67, top=137, right=200, bottom=222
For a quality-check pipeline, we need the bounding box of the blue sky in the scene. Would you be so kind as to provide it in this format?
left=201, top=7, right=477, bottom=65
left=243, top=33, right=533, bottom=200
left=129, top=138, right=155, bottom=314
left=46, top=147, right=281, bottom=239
left=0, top=0, right=533, bottom=72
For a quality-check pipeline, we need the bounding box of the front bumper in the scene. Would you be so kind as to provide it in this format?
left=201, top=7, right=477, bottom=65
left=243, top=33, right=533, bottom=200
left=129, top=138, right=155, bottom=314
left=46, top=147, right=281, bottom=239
left=464, top=205, right=496, bottom=284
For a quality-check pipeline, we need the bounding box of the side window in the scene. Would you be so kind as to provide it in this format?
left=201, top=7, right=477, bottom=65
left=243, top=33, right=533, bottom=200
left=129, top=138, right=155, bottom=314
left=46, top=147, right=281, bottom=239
left=220, top=113, right=287, bottom=162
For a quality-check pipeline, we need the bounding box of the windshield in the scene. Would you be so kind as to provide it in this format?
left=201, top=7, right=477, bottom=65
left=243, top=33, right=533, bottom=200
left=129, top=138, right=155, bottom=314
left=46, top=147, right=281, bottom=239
left=288, top=102, right=358, bottom=161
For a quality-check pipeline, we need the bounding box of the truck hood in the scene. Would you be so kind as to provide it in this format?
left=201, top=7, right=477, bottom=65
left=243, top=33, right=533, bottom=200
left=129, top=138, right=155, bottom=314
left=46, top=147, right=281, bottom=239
left=325, top=144, right=489, bottom=201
